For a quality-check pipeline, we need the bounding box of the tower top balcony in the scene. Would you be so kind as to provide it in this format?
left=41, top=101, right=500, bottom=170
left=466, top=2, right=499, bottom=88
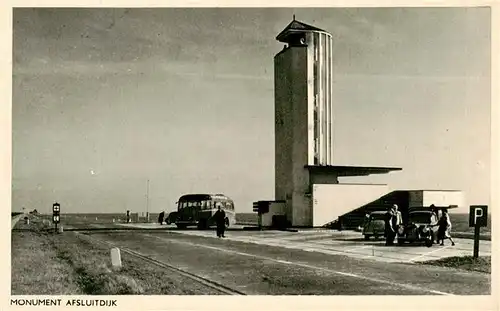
left=276, top=18, right=331, bottom=44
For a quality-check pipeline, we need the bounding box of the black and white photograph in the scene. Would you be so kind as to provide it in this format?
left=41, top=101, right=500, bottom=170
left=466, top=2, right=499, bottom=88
left=6, top=3, right=495, bottom=306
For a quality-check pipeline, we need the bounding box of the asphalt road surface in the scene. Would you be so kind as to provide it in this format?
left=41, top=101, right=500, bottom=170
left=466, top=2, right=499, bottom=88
left=118, top=223, right=492, bottom=264
left=72, top=229, right=489, bottom=295
left=33, top=218, right=490, bottom=295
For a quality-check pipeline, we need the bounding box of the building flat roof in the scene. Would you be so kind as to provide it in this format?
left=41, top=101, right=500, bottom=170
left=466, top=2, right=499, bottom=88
left=305, top=165, right=402, bottom=177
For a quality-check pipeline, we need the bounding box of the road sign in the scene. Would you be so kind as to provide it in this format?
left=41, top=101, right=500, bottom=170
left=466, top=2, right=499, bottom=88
left=469, top=205, right=488, bottom=227
left=469, top=205, right=488, bottom=258
left=52, top=202, right=61, bottom=233
left=252, top=201, right=269, bottom=214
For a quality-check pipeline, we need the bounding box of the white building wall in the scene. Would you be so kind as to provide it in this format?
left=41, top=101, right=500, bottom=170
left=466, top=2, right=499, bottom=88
left=422, top=191, right=465, bottom=209
left=312, top=184, right=389, bottom=227
left=408, top=190, right=465, bottom=209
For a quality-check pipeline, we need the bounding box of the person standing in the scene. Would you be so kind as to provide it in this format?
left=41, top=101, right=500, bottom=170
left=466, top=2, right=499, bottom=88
left=385, top=206, right=396, bottom=246
left=429, top=204, right=439, bottom=243
left=361, top=213, right=370, bottom=232
left=394, top=204, right=403, bottom=229
left=158, top=211, right=165, bottom=225
left=213, top=206, right=226, bottom=238
left=437, top=208, right=455, bottom=246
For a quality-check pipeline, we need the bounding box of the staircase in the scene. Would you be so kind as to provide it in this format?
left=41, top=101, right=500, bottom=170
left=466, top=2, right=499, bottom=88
left=337, top=191, right=411, bottom=230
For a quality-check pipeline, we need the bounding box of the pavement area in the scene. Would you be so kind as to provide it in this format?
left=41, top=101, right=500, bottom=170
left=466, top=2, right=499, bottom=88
left=117, top=223, right=491, bottom=263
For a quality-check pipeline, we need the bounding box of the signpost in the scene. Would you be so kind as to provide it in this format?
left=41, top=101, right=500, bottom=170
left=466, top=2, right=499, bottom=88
left=469, top=205, right=488, bottom=258
left=52, top=202, right=61, bottom=233
left=253, top=201, right=270, bottom=229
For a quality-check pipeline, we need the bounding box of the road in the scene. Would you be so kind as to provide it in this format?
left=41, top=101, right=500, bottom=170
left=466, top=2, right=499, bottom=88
left=24, top=217, right=490, bottom=295
left=116, top=223, right=491, bottom=264
left=84, top=230, right=489, bottom=295
left=11, top=214, right=25, bottom=229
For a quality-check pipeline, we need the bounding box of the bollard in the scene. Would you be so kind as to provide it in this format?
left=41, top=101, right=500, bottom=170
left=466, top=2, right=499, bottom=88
left=110, top=247, right=122, bottom=270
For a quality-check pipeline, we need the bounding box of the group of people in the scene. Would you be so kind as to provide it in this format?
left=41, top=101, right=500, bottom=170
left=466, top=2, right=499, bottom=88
left=382, top=204, right=455, bottom=246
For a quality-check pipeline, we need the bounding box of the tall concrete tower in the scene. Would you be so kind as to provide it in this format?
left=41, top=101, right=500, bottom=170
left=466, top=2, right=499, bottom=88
left=275, top=19, right=334, bottom=167
left=274, top=19, right=401, bottom=227
left=274, top=19, right=335, bottom=226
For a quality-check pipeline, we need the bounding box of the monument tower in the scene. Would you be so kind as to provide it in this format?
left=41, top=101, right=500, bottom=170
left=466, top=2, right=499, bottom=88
left=274, top=19, right=402, bottom=227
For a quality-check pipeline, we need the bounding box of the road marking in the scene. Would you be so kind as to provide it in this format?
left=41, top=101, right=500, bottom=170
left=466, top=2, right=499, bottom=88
left=144, top=234, right=454, bottom=296
left=278, top=233, right=335, bottom=241
left=407, top=246, right=450, bottom=263
left=345, top=245, right=372, bottom=252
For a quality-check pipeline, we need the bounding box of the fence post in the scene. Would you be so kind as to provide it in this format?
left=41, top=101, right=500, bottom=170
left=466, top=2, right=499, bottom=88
left=111, top=248, right=122, bottom=270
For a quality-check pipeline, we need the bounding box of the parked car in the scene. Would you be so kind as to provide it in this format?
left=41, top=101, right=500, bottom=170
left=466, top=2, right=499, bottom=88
left=362, top=211, right=387, bottom=240
left=397, top=211, right=438, bottom=247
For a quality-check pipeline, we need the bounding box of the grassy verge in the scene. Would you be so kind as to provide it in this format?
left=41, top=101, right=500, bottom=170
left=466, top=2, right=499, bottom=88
left=419, top=256, right=491, bottom=274
left=11, top=221, right=82, bottom=294
left=11, top=216, right=222, bottom=295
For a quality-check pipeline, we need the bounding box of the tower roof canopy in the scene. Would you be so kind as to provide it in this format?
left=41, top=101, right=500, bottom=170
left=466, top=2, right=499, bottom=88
left=305, top=165, right=402, bottom=177
left=276, top=19, right=328, bottom=43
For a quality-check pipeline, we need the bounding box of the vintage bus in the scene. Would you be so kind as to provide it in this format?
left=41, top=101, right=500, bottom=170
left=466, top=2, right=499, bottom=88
left=173, top=193, right=236, bottom=229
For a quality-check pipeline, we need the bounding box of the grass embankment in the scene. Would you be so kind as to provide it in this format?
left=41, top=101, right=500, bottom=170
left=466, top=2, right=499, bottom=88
left=11, top=216, right=221, bottom=295
left=419, top=256, right=491, bottom=274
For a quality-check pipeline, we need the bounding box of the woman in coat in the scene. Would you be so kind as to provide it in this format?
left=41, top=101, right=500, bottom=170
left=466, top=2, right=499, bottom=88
left=437, top=208, right=455, bottom=246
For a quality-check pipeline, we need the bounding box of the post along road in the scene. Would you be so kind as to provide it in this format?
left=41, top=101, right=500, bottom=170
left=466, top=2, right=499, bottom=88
left=57, top=220, right=491, bottom=295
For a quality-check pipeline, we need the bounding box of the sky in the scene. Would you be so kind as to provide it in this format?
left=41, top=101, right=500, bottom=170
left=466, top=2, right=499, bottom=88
left=11, top=7, right=491, bottom=215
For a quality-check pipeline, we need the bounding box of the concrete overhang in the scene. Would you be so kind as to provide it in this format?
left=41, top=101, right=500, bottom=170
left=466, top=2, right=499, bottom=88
left=304, top=165, right=402, bottom=177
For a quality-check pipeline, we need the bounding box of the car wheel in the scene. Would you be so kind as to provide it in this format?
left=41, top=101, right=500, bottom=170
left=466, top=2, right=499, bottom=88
left=176, top=224, right=186, bottom=229
left=397, top=239, right=404, bottom=245
left=364, top=235, right=370, bottom=241
left=425, top=238, right=433, bottom=247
